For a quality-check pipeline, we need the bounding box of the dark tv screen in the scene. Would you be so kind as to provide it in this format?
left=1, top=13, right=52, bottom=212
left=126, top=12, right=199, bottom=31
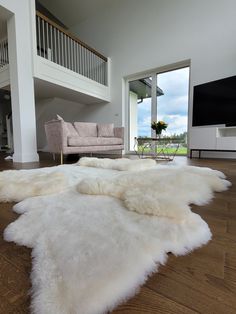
left=192, top=75, right=236, bottom=126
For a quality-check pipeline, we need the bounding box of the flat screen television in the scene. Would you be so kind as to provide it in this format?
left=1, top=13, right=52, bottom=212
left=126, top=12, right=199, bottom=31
left=192, top=75, right=236, bottom=127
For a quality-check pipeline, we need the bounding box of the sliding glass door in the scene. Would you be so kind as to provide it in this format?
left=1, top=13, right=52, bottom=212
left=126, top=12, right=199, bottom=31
left=156, top=67, right=189, bottom=154
left=128, top=66, right=190, bottom=154
left=129, top=76, right=152, bottom=150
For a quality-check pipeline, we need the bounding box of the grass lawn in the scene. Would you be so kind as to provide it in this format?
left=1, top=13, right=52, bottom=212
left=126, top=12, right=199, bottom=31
left=138, top=146, right=187, bottom=155
left=165, top=147, right=187, bottom=155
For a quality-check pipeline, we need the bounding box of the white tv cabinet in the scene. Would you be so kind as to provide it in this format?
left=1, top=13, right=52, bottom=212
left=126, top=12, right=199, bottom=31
left=190, top=126, right=236, bottom=158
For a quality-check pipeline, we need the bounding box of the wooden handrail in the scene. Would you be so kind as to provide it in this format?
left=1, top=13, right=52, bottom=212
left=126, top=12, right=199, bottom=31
left=36, top=10, right=107, bottom=62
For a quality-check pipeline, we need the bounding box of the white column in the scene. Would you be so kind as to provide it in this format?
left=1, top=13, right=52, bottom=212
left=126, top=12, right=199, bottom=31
left=151, top=74, right=157, bottom=138
left=7, top=6, right=39, bottom=162
left=129, top=91, right=138, bottom=150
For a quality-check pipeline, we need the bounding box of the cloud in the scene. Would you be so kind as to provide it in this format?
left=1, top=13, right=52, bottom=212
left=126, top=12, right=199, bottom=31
left=157, top=67, right=189, bottom=116
left=137, top=113, right=188, bottom=137
left=159, top=114, right=188, bottom=135
left=138, top=115, right=151, bottom=137
left=137, top=99, right=151, bottom=124
left=132, top=67, right=189, bottom=137
left=158, top=95, right=188, bottom=116
left=158, top=67, right=189, bottom=98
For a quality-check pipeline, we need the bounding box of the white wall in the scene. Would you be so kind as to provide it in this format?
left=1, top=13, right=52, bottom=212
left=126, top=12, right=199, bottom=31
left=0, top=0, right=39, bottom=162
left=35, top=96, right=117, bottom=150
left=70, top=0, right=236, bottom=155
left=35, top=97, right=86, bottom=150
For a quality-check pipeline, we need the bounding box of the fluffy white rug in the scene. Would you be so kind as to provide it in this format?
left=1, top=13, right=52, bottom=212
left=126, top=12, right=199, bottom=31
left=77, top=165, right=230, bottom=220
left=0, top=170, right=68, bottom=202
left=78, top=157, right=156, bottom=171
left=0, top=164, right=118, bottom=202
left=2, top=160, right=231, bottom=314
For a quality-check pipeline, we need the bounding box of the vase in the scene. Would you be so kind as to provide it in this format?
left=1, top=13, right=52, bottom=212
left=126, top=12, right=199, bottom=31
left=155, top=131, right=162, bottom=138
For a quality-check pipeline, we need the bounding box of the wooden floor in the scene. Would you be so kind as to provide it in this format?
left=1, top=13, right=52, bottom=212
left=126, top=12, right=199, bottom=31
left=0, top=153, right=236, bottom=313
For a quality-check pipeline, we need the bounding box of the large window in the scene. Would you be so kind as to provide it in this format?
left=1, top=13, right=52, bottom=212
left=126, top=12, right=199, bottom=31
left=128, top=65, right=190, bottom=154
left=129, top=77, right=152, bottom=150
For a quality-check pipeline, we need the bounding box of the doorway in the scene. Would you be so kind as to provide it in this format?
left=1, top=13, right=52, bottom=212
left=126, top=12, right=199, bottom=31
left=128, top=64, right=190, bottom=154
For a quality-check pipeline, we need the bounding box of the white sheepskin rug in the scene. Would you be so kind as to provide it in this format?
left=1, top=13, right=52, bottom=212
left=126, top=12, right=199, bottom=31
left=3, top=159, right=231, bottom=314
left=77, top=165, right=230, bottom=220
left=0, top=170, right=68, bottom=202
left=78, top=157, right=156, bottom=171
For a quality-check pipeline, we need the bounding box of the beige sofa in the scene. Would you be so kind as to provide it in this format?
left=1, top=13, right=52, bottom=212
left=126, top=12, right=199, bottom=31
left=45, top=119, right=124, bottom=163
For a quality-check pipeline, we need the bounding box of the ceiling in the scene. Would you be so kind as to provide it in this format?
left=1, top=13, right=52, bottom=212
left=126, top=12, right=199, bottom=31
left=1, top=79, right=105, bottom=105
left=34, top=78, right=105, bottom=105
left=38, top=0, right=109, bottom=28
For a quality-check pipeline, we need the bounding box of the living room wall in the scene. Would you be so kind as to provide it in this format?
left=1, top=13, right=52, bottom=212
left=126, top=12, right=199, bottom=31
left=70, top=0, right=236, bottom=154
left=35, top=97, right=85, bottom=150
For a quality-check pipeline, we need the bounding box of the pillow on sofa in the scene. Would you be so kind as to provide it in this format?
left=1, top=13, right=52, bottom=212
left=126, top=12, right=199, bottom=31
left=74, top=122, right=97, bottom=137
left=97, top=123, right=114, bottom=137
left=65, top=122, right=78, bottom=137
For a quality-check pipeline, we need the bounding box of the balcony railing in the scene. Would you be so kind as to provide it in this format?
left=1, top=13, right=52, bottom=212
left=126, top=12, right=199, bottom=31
left=36, top=11, right=108, bottom=86
left=0, top=38, right=9, bottom=68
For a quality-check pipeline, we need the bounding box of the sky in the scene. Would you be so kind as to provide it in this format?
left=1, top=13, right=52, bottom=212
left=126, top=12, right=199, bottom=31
left=137, top=67, right=189, bottom=137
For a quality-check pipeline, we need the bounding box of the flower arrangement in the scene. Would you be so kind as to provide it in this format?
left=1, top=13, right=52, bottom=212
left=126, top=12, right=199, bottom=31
left=151, top=120, right=168, bottom=136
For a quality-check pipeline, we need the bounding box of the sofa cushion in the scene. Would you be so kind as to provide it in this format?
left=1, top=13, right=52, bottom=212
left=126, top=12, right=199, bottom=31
left=65, top=122, right=78, bottom=137
left=68, top=137, right=123, bottom=147
left=74, top=122, right=97, bottom=137
left=97, top=123, right=114, bottom=137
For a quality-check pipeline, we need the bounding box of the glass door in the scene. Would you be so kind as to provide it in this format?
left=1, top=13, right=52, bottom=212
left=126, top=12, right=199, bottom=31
left=129, top=76, right=152, bottom=150
left=156, top=67, right=189, bottom=155
left=128, top=65, right=190, bottom=155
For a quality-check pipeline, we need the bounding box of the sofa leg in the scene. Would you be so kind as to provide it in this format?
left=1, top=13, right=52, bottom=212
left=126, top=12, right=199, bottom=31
left=60, top=151, right=63, bottom=165
left=52, top=153, right=55, bottom=161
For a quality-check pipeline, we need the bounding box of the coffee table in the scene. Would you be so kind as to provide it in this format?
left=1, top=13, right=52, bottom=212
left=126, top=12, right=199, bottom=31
left=134, top=137, right=180, bottom=161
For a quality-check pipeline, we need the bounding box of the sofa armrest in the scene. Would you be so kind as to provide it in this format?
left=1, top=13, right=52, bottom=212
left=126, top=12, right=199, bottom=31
left=44, top=120, right=68, bottom=153
left=114, top=127, right=124, bottom=143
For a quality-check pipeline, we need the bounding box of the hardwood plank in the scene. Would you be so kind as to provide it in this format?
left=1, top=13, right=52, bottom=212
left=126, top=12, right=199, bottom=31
left=145, top=241, right=236, bottom=308
left=203, top=216, right=227, bottom=234
left=146, top=272, right=236, bottom=314
left=112, top=286, right=197, bottom=314
left=0, top=255, right=31, bottom=311
left=0, top=153, right=236, bottom=313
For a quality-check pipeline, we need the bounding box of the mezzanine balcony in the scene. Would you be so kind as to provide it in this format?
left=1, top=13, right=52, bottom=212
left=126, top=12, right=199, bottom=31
left=36, top=11, right=108, bottom=87
left=0, top=11, right=109, bottom=103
